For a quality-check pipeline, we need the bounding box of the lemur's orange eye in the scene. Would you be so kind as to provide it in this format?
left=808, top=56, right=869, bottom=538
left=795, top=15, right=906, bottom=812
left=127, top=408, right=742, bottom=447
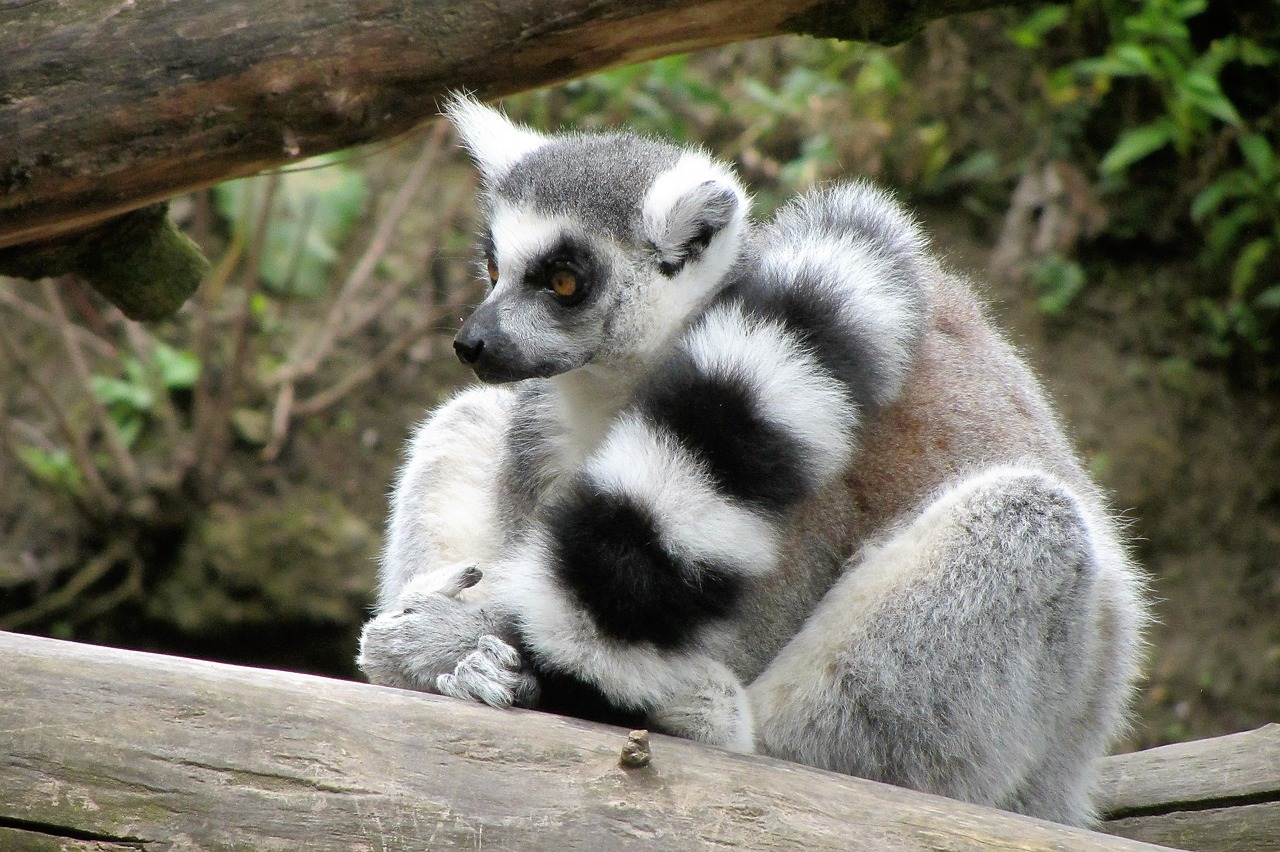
left=486, top=257, right=499, bottom=285
left=550, top=269, right=578, bottom=299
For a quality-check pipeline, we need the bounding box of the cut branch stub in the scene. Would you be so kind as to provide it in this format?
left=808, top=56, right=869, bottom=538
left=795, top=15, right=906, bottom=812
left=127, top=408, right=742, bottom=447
left=0, top=205, right=208, bottom=321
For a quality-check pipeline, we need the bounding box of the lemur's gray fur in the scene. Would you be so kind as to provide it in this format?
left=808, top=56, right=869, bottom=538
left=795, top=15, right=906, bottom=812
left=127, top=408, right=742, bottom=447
left=357, top=95, right=1148, bottom=827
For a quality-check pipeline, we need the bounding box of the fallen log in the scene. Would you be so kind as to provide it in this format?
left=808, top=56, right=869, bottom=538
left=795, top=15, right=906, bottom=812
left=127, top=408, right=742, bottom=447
left=1, top=630, right=1161, bottom=851
left=1098, top=723, right=1280, bottom=852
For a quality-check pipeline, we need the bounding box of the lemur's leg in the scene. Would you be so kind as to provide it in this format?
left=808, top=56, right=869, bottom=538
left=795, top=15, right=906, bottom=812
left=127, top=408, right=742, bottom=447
left=358, top=386, right=535, bottom=705
left=750, top=467, right=1141, bottom=826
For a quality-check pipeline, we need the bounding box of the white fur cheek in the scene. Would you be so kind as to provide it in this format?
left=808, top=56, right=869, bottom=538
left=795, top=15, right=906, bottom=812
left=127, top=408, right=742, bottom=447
left=584, top=414, right=779, bottom=577
left=682, top=305, right=858, bottom=482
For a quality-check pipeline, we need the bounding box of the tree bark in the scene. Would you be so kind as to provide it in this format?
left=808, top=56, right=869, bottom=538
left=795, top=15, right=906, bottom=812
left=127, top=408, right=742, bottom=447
left=1, top=0, right=1035, bottom=252
left=1097, top=723, right=1280, bottom=851
left=0, top=630, right=1166, bottom=851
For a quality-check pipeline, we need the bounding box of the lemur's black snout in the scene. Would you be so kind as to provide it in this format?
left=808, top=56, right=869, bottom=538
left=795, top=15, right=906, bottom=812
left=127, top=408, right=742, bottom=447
left=453, top=336, right=485, bottom=365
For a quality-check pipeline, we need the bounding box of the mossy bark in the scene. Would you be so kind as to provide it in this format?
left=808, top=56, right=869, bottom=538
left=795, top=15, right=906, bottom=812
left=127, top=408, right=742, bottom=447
left=0, top=204, right=208, bottom=321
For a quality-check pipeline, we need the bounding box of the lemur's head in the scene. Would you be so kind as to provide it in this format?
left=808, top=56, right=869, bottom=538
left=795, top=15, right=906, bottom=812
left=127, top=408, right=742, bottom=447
left=445, top=95, right=750, bottom=384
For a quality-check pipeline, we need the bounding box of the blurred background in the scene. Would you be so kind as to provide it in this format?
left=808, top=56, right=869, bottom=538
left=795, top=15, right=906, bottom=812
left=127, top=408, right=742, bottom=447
left=2, top=1, right=1276, bottom=752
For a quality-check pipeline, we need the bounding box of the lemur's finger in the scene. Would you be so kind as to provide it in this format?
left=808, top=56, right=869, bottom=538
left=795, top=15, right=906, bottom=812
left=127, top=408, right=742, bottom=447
left=435, top=672, right=470, bottom=701
left=439, top=565, right=484, bottom=598
left=477, top=634, right=520, bottom=668
left=453, top=649, right=517, bottom=708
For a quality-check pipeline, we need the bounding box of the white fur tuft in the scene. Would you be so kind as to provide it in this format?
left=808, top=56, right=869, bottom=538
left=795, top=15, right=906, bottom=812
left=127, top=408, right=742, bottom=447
left=642, top=151, right=747, bottom=241
left=761, top=232, right=925, bottom=407
left=443, top=93, right=547, bottom=183
left=682, top=304, right=859, bottom=482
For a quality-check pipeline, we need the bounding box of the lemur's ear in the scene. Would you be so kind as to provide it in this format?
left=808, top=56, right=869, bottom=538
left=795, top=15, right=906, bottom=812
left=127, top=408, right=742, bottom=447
left=443, top=93, right=547, bottom=185
left=649, top=180, right=741, bottom=277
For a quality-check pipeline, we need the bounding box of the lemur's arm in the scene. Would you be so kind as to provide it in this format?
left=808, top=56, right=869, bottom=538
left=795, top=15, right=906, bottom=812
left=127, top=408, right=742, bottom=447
left=492, top=183, right=931, bottom=747
left=358, top=385, right=536, bottom=705
left=377, top=385, right=514, bottom=608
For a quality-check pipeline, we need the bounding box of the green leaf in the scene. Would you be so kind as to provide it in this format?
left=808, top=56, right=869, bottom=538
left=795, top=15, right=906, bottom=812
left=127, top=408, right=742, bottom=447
left=1007, top=5, right=1069, bottom=49
left=16, top=446, right=83, bottom=493
left=1238, top=38, right=1280, bottom=67
left=213, top=158, right=368, bottom=298
left=1191, top=172, right=1247, bottom=221
left=1238, top=134, right=1275, bottom=182
left=267, top=161, right=368, bottom=296
left=1111, top=44, right=1158, bottom=76
left=90, top=375, right=153, bottom=413
left=1031, top=255, right=1086, bottom=315
left=1099, top=121, right=1174, bottom=174
left=1231, top=238, right=1273, bottom=297
left=1206, top=202, right=1262, bottom=261
left=153, top=343, right=201, bottom=390
left=1073, top=55, right=1141, bottom=79
left=855, top=51, right=904, bottom=96
left=1255, top=286, right=1280, bottom=310
left=115, top=415, right=144, bottom=449
left=1177, top=70, right=1242, bottom=126
left=940, top=150, right=1000, bottom=185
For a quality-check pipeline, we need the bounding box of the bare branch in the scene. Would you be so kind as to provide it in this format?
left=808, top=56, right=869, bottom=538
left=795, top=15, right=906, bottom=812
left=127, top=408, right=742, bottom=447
left=41, top=279, right=144, bottom=495
left=292, top=305, right=456, bottom=418
left=0, top=541, right=132, bottom=630
left=0, top=318, right=116, bottom=512
left=261, top=131, right=446, bottom=458
left=0, top=283, right=119, bottom=359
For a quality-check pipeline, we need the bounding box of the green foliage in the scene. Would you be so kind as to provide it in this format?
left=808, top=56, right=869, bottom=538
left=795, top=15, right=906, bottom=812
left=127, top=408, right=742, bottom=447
left=1071, top=0, right=1244, bottom=173
left=90, top=344, right=201, bottom=450
left=16, top=446, right=83, bottom=495
left=1007, top=5, right=1072, bottom=49
left=1030, top=254, right=1088, bottom=315
left=1014, top=0, right=1280, bottom=360
left=1194, top=133, right=1280, bottom=292
left=213, top=156, right=368, bottom=298
left=508, top=38, right=997, bottom=215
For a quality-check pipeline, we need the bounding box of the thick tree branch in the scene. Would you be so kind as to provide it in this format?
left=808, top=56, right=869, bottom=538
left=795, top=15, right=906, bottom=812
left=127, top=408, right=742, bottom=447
left=1, top=0, right=1035, bottom=254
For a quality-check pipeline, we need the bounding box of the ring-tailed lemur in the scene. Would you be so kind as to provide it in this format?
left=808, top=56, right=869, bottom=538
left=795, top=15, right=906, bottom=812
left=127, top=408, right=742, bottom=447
left=358, top=95, right=1148, bottom=826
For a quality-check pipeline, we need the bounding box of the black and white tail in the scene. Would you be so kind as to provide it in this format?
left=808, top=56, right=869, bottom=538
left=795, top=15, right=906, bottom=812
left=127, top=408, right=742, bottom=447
left=496, top=182, right=932, bottom=711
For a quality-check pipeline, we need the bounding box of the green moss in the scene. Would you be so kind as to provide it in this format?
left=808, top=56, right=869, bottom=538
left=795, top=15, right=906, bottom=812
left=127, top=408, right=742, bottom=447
left=0, top=203, right=208, bottom=320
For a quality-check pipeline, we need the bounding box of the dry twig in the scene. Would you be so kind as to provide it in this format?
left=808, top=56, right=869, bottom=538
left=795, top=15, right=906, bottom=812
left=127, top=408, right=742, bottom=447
left=261, top=129, right=449, bottom=458
left=42, top=279, right=144, bottom=495
left=0, top=319, right=116, bottom=512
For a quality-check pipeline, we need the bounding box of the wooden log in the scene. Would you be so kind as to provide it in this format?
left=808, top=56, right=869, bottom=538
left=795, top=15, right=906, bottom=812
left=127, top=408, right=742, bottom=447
left=1097, top=724, right=1280, bottom=852
left=0, top=0, right=1036, bottom=252
left=0, top=630, right=1158, bottom=851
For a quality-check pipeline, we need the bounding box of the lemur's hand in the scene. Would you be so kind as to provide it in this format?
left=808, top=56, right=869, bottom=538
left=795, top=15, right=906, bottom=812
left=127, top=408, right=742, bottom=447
left=357, top=566, right=536, bottom=708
